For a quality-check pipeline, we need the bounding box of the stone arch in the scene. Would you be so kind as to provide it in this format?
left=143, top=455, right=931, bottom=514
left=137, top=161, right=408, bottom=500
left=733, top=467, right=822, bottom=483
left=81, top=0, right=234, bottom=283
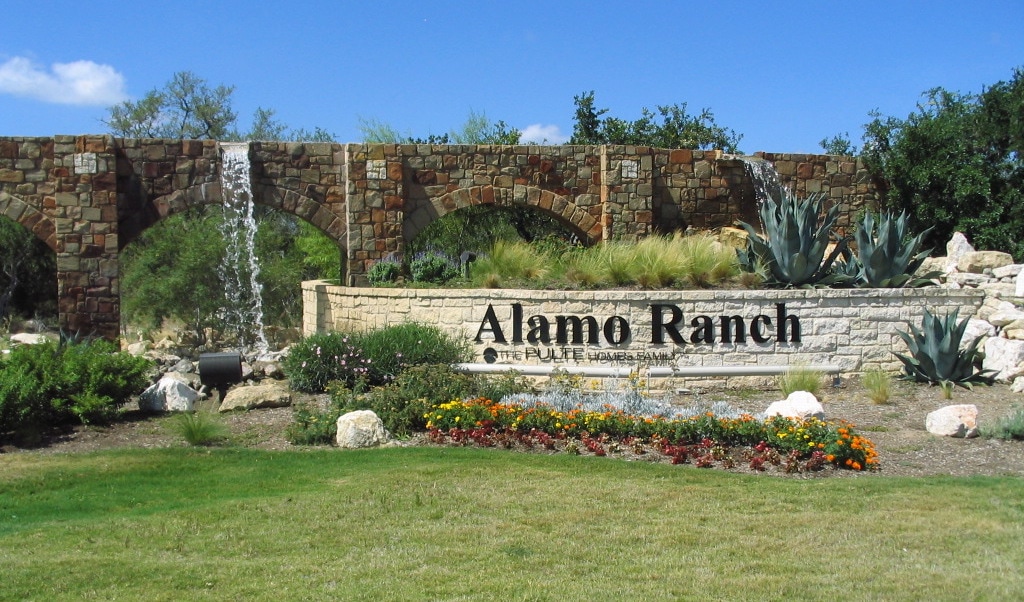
left=118, top=182, right=347, bottom=253
left=403, top=184, right=600, bottom=246
left=0, top=192, right=57, bottom=252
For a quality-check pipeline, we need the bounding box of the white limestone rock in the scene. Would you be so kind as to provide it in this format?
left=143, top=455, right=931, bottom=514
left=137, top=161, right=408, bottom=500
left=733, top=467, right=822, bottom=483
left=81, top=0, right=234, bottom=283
left=987, top=307, right=1024, bottom=327
left=336, top=410, right=392, bottom=448
left=926, top=404, right=979, bottom=438
left=962, top=318, right=996, bottom=350
left=945, top=232, right=975, bottom=273
left=763, top=391, right=825, bottom=421
left=9, top=333, right=49, bottom=346
left=138, top=376, right=199, bottom=413
left=1017, top=269, right=1024, bottom=297
left=992, top=264, right=1023, bottom=279
left=983, top=337, right=1024, bottom=382
left=219, top=381, right=292, bottom=412
left=958, top=251, right=1013, bottom=274
left=1012, top=376, right=1024, bottom=393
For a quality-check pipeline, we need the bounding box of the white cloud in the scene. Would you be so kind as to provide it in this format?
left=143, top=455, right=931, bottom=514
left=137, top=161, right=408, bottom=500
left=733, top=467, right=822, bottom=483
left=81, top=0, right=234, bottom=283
left=519, top=123, right=569, bottom=144
left=0, top=56, right=127, bottom=106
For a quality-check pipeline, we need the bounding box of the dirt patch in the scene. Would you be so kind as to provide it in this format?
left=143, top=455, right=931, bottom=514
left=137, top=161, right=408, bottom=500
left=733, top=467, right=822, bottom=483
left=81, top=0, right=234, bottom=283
left=3, top=381, right=1023, bottom=478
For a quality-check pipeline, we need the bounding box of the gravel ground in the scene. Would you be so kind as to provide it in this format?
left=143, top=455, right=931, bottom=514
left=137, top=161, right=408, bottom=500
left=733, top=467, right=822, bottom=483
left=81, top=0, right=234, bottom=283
left=4, top=379, right=1023, bottom=478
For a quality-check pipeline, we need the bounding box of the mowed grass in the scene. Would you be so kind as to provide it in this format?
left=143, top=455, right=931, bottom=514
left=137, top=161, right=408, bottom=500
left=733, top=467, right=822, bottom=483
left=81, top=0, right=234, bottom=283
left=2, top=448, right=1023, bottom=601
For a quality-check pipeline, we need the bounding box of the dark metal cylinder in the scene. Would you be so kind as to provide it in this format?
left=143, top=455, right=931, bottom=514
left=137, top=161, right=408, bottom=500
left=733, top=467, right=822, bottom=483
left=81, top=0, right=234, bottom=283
left=198, top=352, right=243, bottom=388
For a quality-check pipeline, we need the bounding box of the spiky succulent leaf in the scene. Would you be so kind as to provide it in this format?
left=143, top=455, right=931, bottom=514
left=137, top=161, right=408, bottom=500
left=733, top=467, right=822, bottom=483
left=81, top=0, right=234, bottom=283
left=738, top=190, right=848, bottom=287
left=853, top=210, right=935, bottom=287
left=893, top=308, right=994, bottom=387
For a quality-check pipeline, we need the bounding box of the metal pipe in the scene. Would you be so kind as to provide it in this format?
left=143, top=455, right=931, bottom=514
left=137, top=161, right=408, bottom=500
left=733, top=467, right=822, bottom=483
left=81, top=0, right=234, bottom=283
left=453, top=363, right=840, bottom=378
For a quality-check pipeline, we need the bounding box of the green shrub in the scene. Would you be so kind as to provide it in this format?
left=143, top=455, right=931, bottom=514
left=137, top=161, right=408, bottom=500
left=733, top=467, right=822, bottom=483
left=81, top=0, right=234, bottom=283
left=0, top=340, right=152, bottom=436
left=282, top=332, right=370, bottom=393
left=980, top=406, right=1024, bottom=440
left=409, top=250, right=460, bottom=284
left=358, top=323, right=469, bottom=384
left=367, top=258, right=401, bottom=285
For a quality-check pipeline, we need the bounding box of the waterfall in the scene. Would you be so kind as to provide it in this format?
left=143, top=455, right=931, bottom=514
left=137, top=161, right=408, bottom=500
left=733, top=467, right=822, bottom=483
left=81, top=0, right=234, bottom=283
left=740, top=156, right=785, bottom=208
left=218, top=142, right=269, bottom=356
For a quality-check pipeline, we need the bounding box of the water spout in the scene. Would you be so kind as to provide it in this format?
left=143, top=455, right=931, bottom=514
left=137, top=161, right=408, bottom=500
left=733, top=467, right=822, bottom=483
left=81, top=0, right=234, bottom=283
left=218, top=142, right=269, bottom=356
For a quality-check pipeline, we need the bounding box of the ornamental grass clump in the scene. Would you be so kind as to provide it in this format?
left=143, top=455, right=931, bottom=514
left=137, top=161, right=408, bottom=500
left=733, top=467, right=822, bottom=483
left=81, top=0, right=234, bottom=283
left=861, top=368, right=892, bottom=404
left=776, top=364, right=824, bottom=397
left=170, top=410, right=230, bottom=446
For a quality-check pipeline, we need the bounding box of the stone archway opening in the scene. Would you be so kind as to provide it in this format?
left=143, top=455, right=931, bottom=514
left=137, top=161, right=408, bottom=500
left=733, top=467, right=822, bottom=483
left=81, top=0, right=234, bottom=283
left=0, top=214, right=57, bottom=329
left=118, top=203, right=343, bottom=351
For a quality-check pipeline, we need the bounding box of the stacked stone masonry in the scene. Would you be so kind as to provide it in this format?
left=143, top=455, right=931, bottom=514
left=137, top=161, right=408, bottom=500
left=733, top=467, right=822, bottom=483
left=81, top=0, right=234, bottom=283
left=0, top=135, right=875, bottom=339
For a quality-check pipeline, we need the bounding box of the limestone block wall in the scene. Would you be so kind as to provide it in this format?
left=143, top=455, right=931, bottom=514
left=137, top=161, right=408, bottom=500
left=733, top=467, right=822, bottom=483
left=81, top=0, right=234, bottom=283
left=302, top=283, right=984, bottom=385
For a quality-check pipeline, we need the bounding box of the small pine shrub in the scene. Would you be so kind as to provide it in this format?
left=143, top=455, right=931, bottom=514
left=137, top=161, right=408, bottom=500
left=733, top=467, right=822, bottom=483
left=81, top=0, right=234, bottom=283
left=776, top=365, right=823, bottom=397
left=0, top=339, right=152, bottom=435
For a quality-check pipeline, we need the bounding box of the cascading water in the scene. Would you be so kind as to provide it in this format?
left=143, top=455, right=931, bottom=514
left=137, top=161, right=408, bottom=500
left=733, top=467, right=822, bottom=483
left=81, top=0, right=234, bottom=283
left=739, top=156, right=785, bottom=208
left=218, top=142, right=269, bottom=356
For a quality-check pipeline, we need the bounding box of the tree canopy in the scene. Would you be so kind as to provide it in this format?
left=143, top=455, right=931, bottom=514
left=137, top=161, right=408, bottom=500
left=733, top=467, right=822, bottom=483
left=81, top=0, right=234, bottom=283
left=861, top=67, right=1024, bottom=258
left=568, top=91, right=743, bottom=153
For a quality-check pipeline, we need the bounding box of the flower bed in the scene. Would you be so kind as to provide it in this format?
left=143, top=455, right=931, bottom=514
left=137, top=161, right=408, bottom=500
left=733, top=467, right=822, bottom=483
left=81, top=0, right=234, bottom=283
left=424, top=397, right=878, bottom=472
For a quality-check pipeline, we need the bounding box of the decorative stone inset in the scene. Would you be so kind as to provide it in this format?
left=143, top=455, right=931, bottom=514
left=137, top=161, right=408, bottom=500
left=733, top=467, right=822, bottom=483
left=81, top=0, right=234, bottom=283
left=620, top=160, right=638, bottom=179
left=367, top=159, right=386, bottom=179
left=73, top=153, right=98, bottom=174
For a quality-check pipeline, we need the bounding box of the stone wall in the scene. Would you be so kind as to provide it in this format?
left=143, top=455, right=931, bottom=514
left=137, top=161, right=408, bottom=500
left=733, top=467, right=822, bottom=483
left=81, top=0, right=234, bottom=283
left=302, top=283, right=984, bottom=386
left=1, top=134, right=879, bottom=339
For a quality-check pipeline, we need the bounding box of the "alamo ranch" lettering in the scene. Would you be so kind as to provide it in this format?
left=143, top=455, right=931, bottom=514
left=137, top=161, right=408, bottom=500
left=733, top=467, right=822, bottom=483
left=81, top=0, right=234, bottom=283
left=474, top=302, right=801, bottom=347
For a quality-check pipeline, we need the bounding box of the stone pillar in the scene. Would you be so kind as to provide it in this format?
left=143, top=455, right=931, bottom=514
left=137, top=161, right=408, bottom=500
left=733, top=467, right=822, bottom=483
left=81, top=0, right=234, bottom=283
left=54, top=135, right=119, bottom=340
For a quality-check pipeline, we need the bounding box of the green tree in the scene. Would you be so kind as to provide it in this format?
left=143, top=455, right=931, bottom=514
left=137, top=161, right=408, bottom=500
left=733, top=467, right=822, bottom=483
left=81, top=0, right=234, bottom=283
left=568, top=91, right=742, bottom=152
left=862, top=67, right=1024, bottom=258
left=120, top=211, right=226, bottom=343
left=358, top=109, right=521, bottom=145
left=0, top=218, right=56, bottom=323
left=819, top=132, right=858, bottom=155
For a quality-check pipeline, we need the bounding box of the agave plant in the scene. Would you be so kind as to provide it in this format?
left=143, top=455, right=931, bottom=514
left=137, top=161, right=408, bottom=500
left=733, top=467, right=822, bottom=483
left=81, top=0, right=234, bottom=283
left=737, top=189, right=850, bottom=287
left=892, top=308, right=994, bottom=388
left=848, top=210, right=938, bottom=287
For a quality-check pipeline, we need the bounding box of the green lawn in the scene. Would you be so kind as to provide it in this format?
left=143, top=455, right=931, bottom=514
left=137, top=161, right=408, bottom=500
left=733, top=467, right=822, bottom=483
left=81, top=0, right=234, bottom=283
left=2, top=447, right=1022, bottom=601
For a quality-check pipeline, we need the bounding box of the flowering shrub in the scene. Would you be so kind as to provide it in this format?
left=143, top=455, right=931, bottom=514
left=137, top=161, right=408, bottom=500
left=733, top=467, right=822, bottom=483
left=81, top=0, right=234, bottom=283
left=282, top=332, right=370, bottom=393
left=409, top=250, right=460, bottom=284
left=423, top=397, right=878, bottom=471
left=367, top=257, right=401, bottom=286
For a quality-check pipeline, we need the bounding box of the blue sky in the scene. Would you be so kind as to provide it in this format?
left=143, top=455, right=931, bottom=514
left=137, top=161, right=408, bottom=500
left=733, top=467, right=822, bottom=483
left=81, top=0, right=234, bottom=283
left=1, top=1, right=1021, bottom=154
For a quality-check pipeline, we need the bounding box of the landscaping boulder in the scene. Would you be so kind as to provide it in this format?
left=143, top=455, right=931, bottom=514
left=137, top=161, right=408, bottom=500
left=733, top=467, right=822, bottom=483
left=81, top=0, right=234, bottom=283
left=9, top=332, right=49, bottom=346
left=983, top=337, right=1024, bottom=382
left=336, top=410, right=391, bottom=448
left=763, top=391, right=825, bottom=420
left=945, top=232, right=975, bottom=272
left=138, top=376, right=199, bottom=412
left=957, top=251, right=1013, bottom=274
left=219, top=381, right=292, bottom=412
left=926, top=404, right=979, bottom=438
